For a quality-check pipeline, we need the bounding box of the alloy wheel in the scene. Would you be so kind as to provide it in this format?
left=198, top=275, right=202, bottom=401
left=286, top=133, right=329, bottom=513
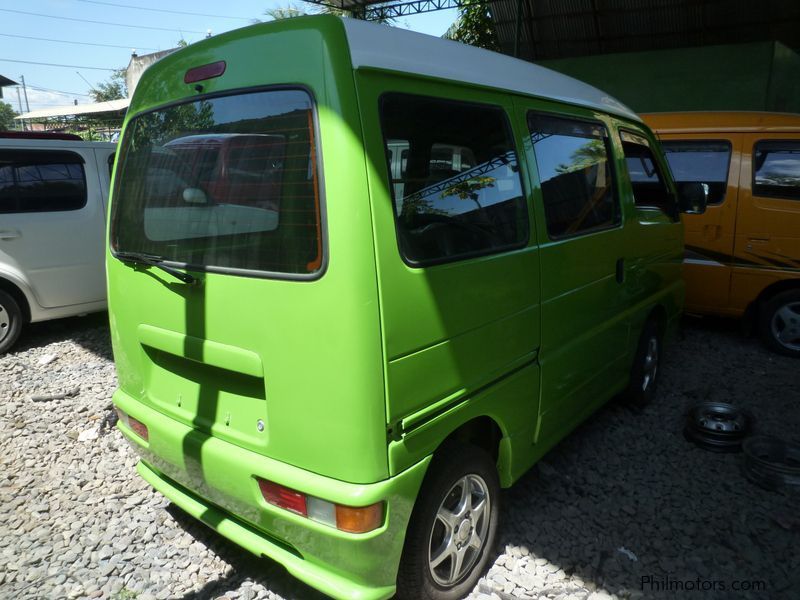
left=428, top=474, right=491, bottom=587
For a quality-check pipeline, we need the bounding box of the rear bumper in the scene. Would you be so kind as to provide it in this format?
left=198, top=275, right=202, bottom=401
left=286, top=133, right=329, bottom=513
left=113, top=389, right=430, bottom=600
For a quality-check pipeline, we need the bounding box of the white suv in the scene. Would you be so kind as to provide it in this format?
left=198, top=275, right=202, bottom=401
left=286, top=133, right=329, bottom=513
left=0, top=133, right=116, bottom=353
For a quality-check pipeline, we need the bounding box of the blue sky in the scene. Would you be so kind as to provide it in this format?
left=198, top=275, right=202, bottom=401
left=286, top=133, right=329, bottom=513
left=0, top=0, right=457, bottom=112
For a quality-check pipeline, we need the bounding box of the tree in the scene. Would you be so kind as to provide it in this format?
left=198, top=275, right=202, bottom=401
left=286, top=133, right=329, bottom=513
left=265, top=2, right=394, bottom=23
left=90, top=69, right=128, bottom=103
left=0, top=101, right=17, bottom=131
left=443, top=0, right=498, bottom=51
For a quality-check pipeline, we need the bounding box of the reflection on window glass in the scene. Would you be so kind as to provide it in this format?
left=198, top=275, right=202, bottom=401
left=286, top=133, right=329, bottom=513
left=380, top=94, right=528, bottom=265
left=0, top=150, right=86, bottom=214
left=620, top=130, right=674, bottom=215
left=753, top=141, right=800, bottom=200
left=528, top=114, right=618, bottom=238
left=662, top=141, right=730, bottom=205
left=111, top=89, right=322, bottom=276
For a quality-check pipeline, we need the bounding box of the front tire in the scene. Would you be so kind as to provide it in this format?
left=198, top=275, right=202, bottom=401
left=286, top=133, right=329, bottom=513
left=758, top=289, right=800, bottom=358
left=623, top=319, right=661, bottom=408
left=396, top=443, right=500, bottom=600
left=0, top=289, right=22, bottom=355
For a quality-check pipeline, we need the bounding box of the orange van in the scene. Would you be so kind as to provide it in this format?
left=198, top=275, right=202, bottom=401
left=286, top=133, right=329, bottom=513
left=642, top=112, right=800, bottom=357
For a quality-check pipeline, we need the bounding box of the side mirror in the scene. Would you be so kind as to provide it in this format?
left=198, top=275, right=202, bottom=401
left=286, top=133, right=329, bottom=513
left=678, top=182, right=707, bottom=215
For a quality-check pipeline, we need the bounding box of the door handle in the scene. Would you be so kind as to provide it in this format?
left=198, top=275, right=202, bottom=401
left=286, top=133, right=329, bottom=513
left=616, top=258, right=625, bottom=284
left=0, top=229, right=21, bottom=240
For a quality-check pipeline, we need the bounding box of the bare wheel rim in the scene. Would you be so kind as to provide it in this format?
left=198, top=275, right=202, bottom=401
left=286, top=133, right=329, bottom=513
left=641, top=335, right=659, bottom=391
left=771, top=301, right=800, bottom=351
left=428, top=474, right=491, bottom=588
left=0, top=303, right=9, bottom=343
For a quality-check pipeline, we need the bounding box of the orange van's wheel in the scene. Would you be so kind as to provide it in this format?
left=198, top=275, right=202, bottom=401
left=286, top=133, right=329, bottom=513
left=396, top=442, right=499, bottom=600
left=0, top=289, right=23, bottom=355
left=622, top=319, right=661, bottom=408
left=759, top=289, right=800, bottom=358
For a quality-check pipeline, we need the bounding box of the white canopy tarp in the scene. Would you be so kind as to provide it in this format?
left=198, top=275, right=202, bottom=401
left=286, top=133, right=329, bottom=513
left=16, top=98, right=129, bottom=120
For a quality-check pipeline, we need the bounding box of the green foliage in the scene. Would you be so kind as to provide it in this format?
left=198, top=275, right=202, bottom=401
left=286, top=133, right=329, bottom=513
left=90, top=69, right=128, bottom=103
left=265, top=2, right=394, bottom=23
left=0, top=101, right=18, bottom=131
left=443, top=0, right=498, bottom=51
left=441, top=176, right=496, bottom=207
left=556, top=139, right=606, bottom=174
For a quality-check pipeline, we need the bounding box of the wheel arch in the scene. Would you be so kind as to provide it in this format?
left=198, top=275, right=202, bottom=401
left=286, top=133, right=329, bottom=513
left=0, top=276, right=31, bottom=323
left=647, top=303, right=668, bottom=340
left=439, top=415, right=504, bottom=464
left=749, top=277, right=800, bottom=318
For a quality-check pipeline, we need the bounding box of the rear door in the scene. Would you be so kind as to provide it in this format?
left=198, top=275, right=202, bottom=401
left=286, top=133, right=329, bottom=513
left=659, top=134, right=741, bottom=313
left=520, top=105, right=631, bottom=435
left=0, top=145, right=106, bottom=307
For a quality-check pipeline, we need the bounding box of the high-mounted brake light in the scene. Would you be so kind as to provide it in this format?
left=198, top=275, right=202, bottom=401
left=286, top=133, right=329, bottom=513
left=256, top=478, right=384, bottom=533
left=184, top=61, right=226, bottom=84
left=115, top=408, right=149, bottom=442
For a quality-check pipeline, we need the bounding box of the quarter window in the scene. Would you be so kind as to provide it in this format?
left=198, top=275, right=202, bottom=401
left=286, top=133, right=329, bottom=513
left=0, top=150, right=87, bottom=214
left=380, top=93, right=528, bottom=265
left=620, top=130, right=675, bottom=216
left=753, top=141, right=800, bottom=200
left=661, top=141, right=731, bottom=205
left=528, top=114, right=619, bottom=238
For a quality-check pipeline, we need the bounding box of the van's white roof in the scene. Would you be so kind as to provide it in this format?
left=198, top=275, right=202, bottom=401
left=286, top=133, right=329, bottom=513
left=341, top=19, right=638, bottom=122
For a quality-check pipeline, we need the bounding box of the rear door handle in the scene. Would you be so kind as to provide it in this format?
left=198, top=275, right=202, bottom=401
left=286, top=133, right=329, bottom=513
left=616, top=258, right=625, bottom=284
left=0, top=229, right=20, bottom=240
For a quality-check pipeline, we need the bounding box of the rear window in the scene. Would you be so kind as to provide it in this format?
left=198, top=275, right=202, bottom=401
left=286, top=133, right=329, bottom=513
left=111, top=88, right=322, bottom=277
left=753, top=140, right=800, bottom=200
left=662, top=141, right=731, bottom=205
left=0, top=150, right=86, bottom=214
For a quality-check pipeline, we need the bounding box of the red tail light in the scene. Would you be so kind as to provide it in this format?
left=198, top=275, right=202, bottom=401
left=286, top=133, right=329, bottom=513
left=257, top=479, right=307, bottom=516
left=256, top=477, right=383, bottom=533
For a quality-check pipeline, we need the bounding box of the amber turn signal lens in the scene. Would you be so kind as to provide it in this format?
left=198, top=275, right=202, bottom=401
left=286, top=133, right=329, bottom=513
left=335, top=502, right=384, bottom=534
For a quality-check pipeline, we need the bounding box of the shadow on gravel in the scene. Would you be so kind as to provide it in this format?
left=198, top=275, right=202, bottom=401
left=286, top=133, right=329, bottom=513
left=492, top=316, right=799, bottom=599
left=11, top=311, right=113, bottom=361
left=166, top=504, right=328, bottom=600
left=156, top=316, right=798, bottom=600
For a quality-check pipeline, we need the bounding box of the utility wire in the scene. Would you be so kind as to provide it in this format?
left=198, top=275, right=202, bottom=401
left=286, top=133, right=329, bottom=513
left=0, top=8, right=205, bottom=34
left=25, top=84, right=92, bottom=97
left=0, top=58, right=115, bottom=71
left=0, top=32, right=157, bottom=51
left=73, top=0, right=253, bottom=21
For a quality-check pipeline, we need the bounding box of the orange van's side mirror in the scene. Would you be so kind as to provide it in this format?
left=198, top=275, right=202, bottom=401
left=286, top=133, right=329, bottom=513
left=678, top=182, right=707, bottom=215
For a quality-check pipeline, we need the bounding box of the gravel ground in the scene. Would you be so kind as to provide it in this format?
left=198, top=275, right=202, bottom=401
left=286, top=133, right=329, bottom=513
left=1, top=314, right=798, bottom=600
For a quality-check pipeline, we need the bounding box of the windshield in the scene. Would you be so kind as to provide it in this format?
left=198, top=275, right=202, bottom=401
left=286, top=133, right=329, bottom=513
left=111, top=89, right=322, bottom=277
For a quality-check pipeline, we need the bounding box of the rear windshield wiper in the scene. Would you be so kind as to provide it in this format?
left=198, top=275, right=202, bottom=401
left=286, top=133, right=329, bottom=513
left=114, top=251, right=198, bottom=285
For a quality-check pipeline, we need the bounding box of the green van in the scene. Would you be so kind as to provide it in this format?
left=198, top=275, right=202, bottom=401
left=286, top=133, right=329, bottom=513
left=108, top=16, right=701, bottom=600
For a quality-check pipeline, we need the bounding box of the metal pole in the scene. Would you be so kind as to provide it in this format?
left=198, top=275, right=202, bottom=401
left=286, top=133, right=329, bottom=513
left=15, top=86, right=25, bottom=131
left=513, top=0, right=524, bottom=58
left=20, top=75, right=31, bottom=114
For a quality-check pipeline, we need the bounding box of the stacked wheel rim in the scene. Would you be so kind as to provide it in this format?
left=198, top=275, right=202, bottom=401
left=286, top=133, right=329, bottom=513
left=683, top=401, right=750, bottom=452
left=742, top=436, right=800, bottom=491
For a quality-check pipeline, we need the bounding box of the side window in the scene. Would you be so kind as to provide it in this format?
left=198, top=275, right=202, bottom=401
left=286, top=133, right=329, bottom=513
left=753, top=141, right=800, bottom=200
left=0, top=150, right=87, bottom=214
left=380, top=93, right=528, bottom=265
left=528, top=113, right=619, bottom=238
left=620, top=130, right=675, bottom=215
left=661, top=141, right=731, bottom=205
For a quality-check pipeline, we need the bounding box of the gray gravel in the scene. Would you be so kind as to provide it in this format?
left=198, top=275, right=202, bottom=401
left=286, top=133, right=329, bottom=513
left=1, top=314, right=798, bottom=600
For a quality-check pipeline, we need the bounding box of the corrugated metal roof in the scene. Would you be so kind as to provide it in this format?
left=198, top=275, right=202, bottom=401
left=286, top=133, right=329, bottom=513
left=491, top=0, right=800, bottom=60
